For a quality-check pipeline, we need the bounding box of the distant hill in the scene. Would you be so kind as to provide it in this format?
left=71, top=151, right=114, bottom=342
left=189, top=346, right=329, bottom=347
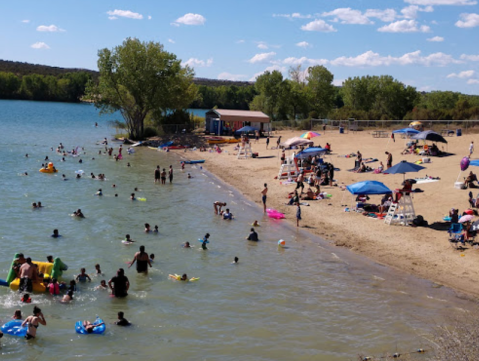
left=0, top=60, right=254, bottom=87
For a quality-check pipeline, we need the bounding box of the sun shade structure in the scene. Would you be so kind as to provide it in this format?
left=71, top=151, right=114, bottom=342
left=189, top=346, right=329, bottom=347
left=411, top=130, right=447, bottom=143
left=235, top=126, right=258, bottom=133
left=205, top=109, right=270, bottom=135
left=384, top=160, right=425, bottom=181
left=300, top=131, right=321, bottom=139
left=469, top=160, right=479, bottom=167
left=295, top=147, right=328, bottom=159
left=392, top=128, right=420, bottom=134
left=346, top=181, right=392, bottom=195
left=281, top=137, right=314, bottom=148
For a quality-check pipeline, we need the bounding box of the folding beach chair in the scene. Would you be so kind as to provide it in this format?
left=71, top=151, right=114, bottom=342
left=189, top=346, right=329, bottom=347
left=448, top=223, right=464, bottom=248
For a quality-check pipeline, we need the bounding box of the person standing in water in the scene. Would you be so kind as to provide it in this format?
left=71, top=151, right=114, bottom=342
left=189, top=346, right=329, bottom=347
left=128, top=246, right=152, bottom=273
left=169, top=165, right=174, bottom=184
left=108, top=268, right=130, bottom=297
left=261, top=183, right=268, bottom=213
left=22, top=306, right=46, bottom=340
left=154, top=166, right=160, bottom=183
left=161, top=168, right=167, bottom=185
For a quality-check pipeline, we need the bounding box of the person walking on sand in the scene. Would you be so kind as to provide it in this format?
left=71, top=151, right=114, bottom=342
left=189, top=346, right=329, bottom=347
left=261, top=183, right=268, bottom=213
left=385, top=151, right=393, bottom=169
left=266, top=136, right=270, bottom=149
left=296, top=203, right=301, bottom=227
left=276, top=136, right=282, bottom=149
left=154, top=166, right=160, bottom=183
left=470, top=141, right=474, bottom=157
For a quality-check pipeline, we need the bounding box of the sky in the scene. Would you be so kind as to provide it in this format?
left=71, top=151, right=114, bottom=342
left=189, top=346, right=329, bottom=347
left=0, top=0, right=478, bottom=94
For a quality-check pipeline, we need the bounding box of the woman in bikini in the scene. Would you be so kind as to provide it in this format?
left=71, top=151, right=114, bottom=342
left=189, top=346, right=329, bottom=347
left=22, top=306, right=46, bottom=340
left=128, top=245, right=152, bottom=274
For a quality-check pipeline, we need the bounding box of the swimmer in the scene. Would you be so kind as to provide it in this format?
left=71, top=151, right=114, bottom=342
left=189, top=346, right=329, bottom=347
left=222, top=208, right=233, bottom=220
left=48, top=278, right=60, bottom=295
left=149, top=254, right=155, bottom=263
left=144, top=223, right=151, bottom=233
left=12, top=309, right=22, bottom=320
left=79, top=159, right=82, bottom=163
left=187, top=173, right=192, bottom=178
left=127, top=162, right=131, bottom=167
left=37, top=202, right=43, bottom=208
left=184, top=241, right=191, bottom=248
left=47, top=255, right=54, bottom=263
left=51, top=229, right=61, bottom=238
left=61, top=157, right=65, bottom=161
left=214, top=201, right=226, bottom=214
left=91, top=173, right=96, bottom=179
left=115, top=194, right=118, bottom=197
left=134, top=187, right=139, bottom=192
left=124, top=234, right=135, bottom=244
left=95, top=280, right=108, bottom=290
left=25, top=154, right=28, bottom=157
left=246, top=228, right=258, bottom=242
left=62, top=174, right=67, bottom=180
left=130, top=193, right=136, bottom=200
left=76, top=173, right=81, bottom=179
left=232, top=257, right=239, bottom=264
left=32, top=202, right=38, bottom=208
left=61, top=290, right=74, bottom=303
left=76, top=268, right=91, bottom=282
left=252, top=220, right=260, bottom=227
left=82, top=320, right=105, bottom=334
left=96, top=189, right=103, bottom=196
left=201, top=233, right=210, bottom=250
left=115, top=311, right=131, bottom=326
left=22, top=306, right=46, bottom=340
left=154, top=225, right=159, bottom=233
left=45, top=156, right=49, bottom=161
left=169, top=273, right=188, bottom=281
left=23, top=172, right=28, bottom=176
left=21, top=293, right=32, bottom=303
left=95, top=264, right=102, bottom=275
left=73, top=209, right=85, bottom=218
left=128, top=245, right=152, bottom=274
left=68, top=280, right=77, bottom=292
left=112, top=184, right=116, bottom=188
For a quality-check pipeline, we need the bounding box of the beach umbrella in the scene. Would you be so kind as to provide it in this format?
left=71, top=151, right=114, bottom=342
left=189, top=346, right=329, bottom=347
left=383, top=160, right=425, bottom=181
left=392, top=128, right=420, bottom=135
left=300, top=131, right=321, bottom=139
left=235, top=126, right=258, bottom=133
left=409, top=121, right=423, bottom=130
left=295, top=147, right=328, bottom=159
left=461, top=157, right=470, bottom=171
left=459, top=215, right=474, bottom=223
left=411, top=130, right=447, bottom=144
left=281, top=137, right=314, bottom=148
left=346, top=181, right=392, bottom=195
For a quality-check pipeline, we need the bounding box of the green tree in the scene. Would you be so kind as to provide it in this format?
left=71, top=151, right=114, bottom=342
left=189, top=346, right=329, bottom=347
left=251, top=70, right=285, bottom=119
left=86, top=38, right=198, bottom=139
left=305, top=66, right=334, bottom=118
left=0, top=72, right=21, bottom=99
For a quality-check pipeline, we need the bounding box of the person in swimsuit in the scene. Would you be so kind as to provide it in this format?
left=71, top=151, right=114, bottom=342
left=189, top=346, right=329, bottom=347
left=154, top=166, right=160, bottom=183
left=213, top=201, right=227, bottom=214
left=12, top=309, right=22, bottom=320
left=115, top=312, right=131, bottom=326
left=22, top=306, right=46, bottom=340
left=144, top=223, right=151, bottom=233
left=169, top=165, right=173, bottom=183
left=261, top=183, right=268, bottom=213
left=130, top=193, right=136, bottom=201
left=129, top=246, right=152, bottom=273
left=82, top=320, right=105, bottom=334
left=95, top=280, right=108, bottom=290
left=201, top=233, right=210, bottom=250
left=161, top=168, right=167, bottom=185
left=108, top=268, right=130, bottom=297
left=184, top=242, right=191, bottom=248
left=19, top=258, right=35, bottom=293
left=76, top=268, right=91, bottom=282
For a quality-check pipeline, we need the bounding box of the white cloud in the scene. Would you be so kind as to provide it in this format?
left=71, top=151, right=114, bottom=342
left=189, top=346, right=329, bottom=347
left=329, top=50, right=460, bottom=67
left=333, top=79, right=345, bottom=86
left=174, top=13, right=206, bottom=26
left=37, top=25, right=65, bottom=32
left=456, top=13, right=479, bottom=27
left=31, top=42, right=50, bottom=49
left=106, top=9, right=143, bottom=20
left=250, top=65, right=286, bottom=81
left=218, top=72, right=247, bottom=81
left=296, top=41, right=312, bottom=48
left=301, top=19, right=337, bottom=32
left=468, top=79, right=479, bottom=84
left=168, top=39, right=175, bottom=44
left=447, top=70, right=475, bottom=78
left=461, top=54, right=479, bottom=61
left=282, top=56, right=328, bottom=66
left=21, top=20, right=30, bottom=23
left=248, top=52, right=276, bottom=64
left=236, top=39, right=245, bottom=44
left=378, top=19, right=430, bottom=32
left=148, top=15, right=152, bottom=20
left=322, top=8, right=372, bottom=24
left=257, top=42, right=268, bottom=49
left=181, top=58, right=213, bottom=68
left=405, top=0, right=476, bottom=4
left=401, top=5, right=434, bottom=19
left=273, top=13, right=313, bottom=19
left=427, top=36, right=444, bottom=41
left=364, top=9, right=398, bottom=22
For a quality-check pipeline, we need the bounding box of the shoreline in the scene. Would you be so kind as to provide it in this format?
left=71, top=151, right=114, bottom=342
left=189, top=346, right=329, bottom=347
left=178, top=130, right=479, bottom=299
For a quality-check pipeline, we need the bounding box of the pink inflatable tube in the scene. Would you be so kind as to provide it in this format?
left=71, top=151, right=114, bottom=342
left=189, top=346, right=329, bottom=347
left=266, top=209, right=285, bottom=219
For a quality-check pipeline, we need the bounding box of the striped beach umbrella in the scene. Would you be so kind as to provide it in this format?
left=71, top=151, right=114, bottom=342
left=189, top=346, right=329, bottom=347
left=300, top=131, right=321, bottom=139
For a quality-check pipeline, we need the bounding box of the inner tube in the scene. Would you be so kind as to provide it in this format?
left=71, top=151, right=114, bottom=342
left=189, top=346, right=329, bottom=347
left=75, top=318, right=105, bottom=335
left=1, top=320, right=27, bottom=337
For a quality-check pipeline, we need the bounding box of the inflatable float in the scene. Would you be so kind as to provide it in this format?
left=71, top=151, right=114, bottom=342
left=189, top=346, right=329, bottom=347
left=183, top=160, right=205, bottom=164
left=169, top=274, right=199, bottom=282
left=266, top=209, right=285, bottom=219
left=75, top=317, right=106, bottom=335
left=39, top=162, right=58, bottom=173
left=1, top=320, right=27, bottom=337
left=6, top=253, right=68, bottom=293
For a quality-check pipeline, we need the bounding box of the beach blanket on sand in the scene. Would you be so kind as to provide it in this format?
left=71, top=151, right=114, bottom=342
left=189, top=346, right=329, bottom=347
left=414, top=178, right=439, bottom=184
left=347, top=168, right=374, bottom=173
left=363, top=158, right=378, bottom=163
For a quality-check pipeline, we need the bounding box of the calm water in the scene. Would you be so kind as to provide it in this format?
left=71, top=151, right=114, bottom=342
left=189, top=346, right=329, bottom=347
left=0, top=100, right=473, bottom=360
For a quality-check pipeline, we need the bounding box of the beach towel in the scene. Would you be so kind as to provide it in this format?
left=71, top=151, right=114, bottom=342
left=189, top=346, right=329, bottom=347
left=363, top=158, right=379, bottom=164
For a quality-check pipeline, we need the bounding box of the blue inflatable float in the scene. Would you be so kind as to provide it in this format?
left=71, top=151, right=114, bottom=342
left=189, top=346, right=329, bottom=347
left=1, top=320, right=27, bottom=337
left=75, top=317, right=106, bottom=335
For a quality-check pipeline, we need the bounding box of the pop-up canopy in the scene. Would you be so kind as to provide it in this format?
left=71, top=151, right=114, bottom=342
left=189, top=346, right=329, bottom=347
left=346, top=180, right=392, bottom=195
left=294, top=147, right=328, bottom=159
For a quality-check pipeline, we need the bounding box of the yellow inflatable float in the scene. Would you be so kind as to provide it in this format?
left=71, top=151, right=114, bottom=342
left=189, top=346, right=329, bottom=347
left=39, top=162, right=58, bottom=173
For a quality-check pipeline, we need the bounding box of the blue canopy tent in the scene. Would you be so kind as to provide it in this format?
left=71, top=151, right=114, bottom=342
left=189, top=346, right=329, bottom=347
left=346, top=181, right=392, bottom=195
left=235, top=126, right=258, bottom=133
left=470, top=160, right=479, bottom=167
left=294, top=147, right=328, bottom=159
left=392, top=128, right=420, bottom=135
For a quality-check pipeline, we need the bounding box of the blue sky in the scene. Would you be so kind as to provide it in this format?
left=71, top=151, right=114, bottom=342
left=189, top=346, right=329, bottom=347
left=0, top=0, right=478, bottom=94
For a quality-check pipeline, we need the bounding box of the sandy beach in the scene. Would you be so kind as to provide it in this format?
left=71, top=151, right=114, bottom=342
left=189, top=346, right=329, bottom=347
left=179, top=129, right=479, bottom=298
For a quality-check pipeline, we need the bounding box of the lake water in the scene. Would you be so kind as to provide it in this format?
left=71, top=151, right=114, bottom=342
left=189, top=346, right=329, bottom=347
left=0, top=100, right=473, bottom=360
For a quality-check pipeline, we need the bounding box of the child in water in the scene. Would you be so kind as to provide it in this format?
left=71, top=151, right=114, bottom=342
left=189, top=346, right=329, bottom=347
left=153, top=225, right=159, bottom=233
left=95, top=280, right=108, bottom=290
left=12, top=310, right=22, bottom=320
left=149, top=254, right=155, bottom=263
left=76, top=268, right=91, bottom=282
left=95, top=264, right=102, bottom=275
left=21, top=294, right=31, bottom=303
left=144, top=223, right=151, bottom=232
